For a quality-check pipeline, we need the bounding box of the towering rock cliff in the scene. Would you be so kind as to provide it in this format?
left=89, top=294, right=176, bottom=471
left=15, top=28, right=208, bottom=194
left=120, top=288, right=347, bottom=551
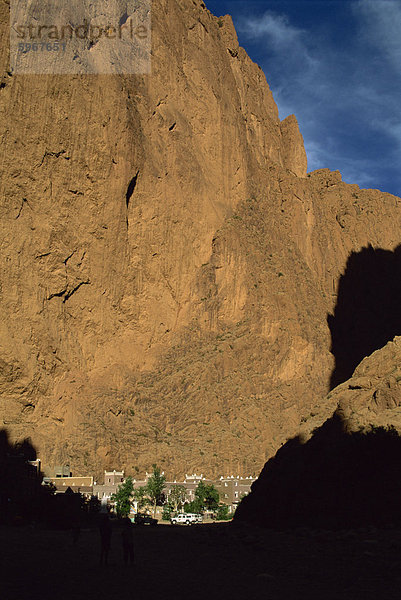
left=1, top=0, right=401, bottom=478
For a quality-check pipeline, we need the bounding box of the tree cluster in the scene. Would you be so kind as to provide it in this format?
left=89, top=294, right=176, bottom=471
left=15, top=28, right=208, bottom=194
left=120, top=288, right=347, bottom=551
left=111, top=467, right=228, bottom=520
left=184, top=481, right=219, bottom=514
left=112, top=464, right=166, bottom=518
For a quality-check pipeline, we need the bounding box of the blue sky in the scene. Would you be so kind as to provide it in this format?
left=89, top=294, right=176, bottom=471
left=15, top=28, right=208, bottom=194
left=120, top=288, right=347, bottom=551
left=205, top=0, right=401, bottom=196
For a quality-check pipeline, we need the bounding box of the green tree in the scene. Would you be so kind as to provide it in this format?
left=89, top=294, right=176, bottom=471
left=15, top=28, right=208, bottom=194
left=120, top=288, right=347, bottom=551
left=204, top=484, right=219, bottom=511
left=162, top=502, right=174, bottom=521
left=133, top=486, right=151, bottom=512
left=111, top=476, right=134, bottom=518
left=184, top=499, right=202, bottom=513
left=146, top=464, right=166, bottom=516
left=191, top=481, right=219, bottom=513
left=216, top=503, right=230, bottom=520
left=168, top=485, right=187, bottom=512
left=197, top=481, right=219, bottom=511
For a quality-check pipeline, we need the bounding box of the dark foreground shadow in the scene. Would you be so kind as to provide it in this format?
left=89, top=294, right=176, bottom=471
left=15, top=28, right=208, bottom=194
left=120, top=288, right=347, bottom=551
left=0, top=428, right=43, bottom=524
left=0, top=428, right=99, bottom=528
left=328, top=245, right=401, bottom=389
left=234, top=413, right=401, bottom=529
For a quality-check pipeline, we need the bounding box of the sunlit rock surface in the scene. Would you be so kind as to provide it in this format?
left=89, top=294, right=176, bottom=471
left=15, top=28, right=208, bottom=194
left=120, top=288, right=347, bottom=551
left=1, top=0, right=401, bottom=478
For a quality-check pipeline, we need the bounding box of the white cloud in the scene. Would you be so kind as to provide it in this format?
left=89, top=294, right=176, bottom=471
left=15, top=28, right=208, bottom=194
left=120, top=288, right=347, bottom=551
left=339, top=161, right=379, bottom=190
left=304, top=140, right=329, bottom=172
left=237, top=11, right=318, bottom=71
left=234, top=3, right=401, bottom=195
left=304, top=139, right=375, bottom=189
left=238, top=11, right=301, bottom=43
left=353, top=1, right=401, bottom=150
left=354, top=0, right=401, bottom=71
left=379, top=119, right=401, bottom=150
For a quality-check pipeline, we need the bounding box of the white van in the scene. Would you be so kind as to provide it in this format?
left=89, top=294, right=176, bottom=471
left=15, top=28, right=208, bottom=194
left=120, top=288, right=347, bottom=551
left=170, top=513, right=202, bottom=525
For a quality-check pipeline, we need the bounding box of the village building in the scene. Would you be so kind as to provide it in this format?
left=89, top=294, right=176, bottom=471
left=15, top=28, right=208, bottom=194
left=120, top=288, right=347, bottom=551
left=43, top=465, right=72, bottom=478
left=93, top=470, right=125, bottom=505
left=92, top=470, right=255, bottom=514
left=43, top=476, right=94, bottom=498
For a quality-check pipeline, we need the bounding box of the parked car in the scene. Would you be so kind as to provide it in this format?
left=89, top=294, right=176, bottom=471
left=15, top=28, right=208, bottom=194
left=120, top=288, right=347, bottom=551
left=134, top=513, right=158, bottom=526
left=170, top=513, right=203, bottom=525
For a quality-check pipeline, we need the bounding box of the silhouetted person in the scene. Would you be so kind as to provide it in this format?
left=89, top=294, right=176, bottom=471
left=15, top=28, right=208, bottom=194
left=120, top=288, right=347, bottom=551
left=71, top=517, right=81, bottom=545
left=121, top=517, right=134, bottom=566
left=98, top=514, right=112, bottom=565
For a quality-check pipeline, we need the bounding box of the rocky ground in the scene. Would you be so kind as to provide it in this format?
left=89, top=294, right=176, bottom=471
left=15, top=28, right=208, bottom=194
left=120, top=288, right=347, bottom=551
left=2, top=521, right=401, bottom=600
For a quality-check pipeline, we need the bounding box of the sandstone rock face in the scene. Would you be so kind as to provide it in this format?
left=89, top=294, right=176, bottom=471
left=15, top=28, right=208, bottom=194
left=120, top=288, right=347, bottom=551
left=235, top=337, right=401, bottom=529
left=279, top=114, right=307, bottom=178
left=1, top=0, right=401, bottom=478
left=329, top=336, right=401, bottom=432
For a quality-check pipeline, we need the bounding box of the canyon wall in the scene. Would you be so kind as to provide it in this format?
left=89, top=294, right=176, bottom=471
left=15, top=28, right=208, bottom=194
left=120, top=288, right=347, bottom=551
left=235, top=336, right=401, bottom=529
left=1, top=0, right=401, bottom=478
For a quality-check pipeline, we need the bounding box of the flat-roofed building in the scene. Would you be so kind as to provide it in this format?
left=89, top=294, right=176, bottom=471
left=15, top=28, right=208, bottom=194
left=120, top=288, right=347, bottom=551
left=43, top=465, right=71, bottom=478
left=215, top=476, right=255, bottom=513
left=93, top=470, right=125, bottom=503
left=44, top=476, right=93, bottom=497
